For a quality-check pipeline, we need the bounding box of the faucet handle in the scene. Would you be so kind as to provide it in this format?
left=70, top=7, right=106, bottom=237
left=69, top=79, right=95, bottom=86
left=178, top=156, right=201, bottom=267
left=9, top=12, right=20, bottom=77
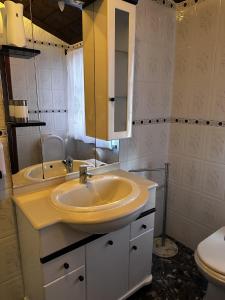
left=79, top=165, right=88, bottom=174
left=79, top=165, right=94, bottom=183
left=86, top=172, right=93, bottom=178
left=79, top=165, right=93, bottom=178
left=67, top=156, right=73, bottom=165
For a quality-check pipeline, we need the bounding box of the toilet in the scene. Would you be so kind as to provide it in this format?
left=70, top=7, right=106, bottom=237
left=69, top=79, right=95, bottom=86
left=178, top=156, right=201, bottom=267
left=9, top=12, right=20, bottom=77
left=41, top=134, right=65, bottom=162
left=195, top=227, right=225, bottom=300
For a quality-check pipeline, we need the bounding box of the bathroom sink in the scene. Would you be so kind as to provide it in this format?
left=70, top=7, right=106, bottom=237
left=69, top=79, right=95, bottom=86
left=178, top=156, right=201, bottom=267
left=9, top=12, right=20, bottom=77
left=51, top=175, right=139, bottom=212
left=24, top=160, right=94, bottom=182
left=50, top=175, right=145, bottom=234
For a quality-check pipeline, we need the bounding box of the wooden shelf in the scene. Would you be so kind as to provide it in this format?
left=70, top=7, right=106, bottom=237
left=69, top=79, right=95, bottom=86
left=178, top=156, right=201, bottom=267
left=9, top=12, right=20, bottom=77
left=0, top=45, right=41, bottom=59
left=7, top=120, right=46, bottom=128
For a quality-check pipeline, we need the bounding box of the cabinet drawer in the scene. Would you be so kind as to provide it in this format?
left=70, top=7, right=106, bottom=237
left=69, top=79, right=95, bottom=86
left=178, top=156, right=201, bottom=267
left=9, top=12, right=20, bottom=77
left=43, top=246, right=85, bottom=284
left=44, top=266, right=85, bottom=300
left=130, top=213, right=154, bottom=239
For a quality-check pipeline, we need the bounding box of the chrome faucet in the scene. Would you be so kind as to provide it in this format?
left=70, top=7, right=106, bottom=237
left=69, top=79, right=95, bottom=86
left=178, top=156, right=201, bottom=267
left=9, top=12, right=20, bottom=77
left=79, top=165, right=93, bottom=184
left=62, top=156, right=73, bottom=173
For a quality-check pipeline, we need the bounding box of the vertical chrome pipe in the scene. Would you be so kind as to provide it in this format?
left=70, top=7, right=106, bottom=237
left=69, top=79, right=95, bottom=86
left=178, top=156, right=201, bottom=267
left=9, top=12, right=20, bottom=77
left=162, top=162, right=169, bottom=247
left=129, top=163, right=170, bottom=247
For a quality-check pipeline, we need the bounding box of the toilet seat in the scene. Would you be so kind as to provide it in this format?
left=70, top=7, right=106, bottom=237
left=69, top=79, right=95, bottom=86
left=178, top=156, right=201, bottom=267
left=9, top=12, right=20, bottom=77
left=195, top=227, right=225, bottom=287
left=195, top=252, right=225, bottom=287
left=196, top=227, right=225, bottom=276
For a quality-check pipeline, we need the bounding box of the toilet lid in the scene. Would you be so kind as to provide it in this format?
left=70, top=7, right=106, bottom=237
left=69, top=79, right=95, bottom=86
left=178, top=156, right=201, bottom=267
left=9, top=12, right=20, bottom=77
left=197, top=227, right=225, bottom=276
left=41, top=134, right=65, bottom=161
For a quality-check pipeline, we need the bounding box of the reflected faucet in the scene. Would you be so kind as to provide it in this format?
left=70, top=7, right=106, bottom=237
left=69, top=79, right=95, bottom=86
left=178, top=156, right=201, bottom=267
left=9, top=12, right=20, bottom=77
left=79, top=165, right=93, bottom=184
left=62, top=156, right=73, bottom=173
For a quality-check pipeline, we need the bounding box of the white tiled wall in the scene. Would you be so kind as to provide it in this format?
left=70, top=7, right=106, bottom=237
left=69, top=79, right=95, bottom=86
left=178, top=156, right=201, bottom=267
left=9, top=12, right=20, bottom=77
left=0, top=18, right=70, bottom=299
left=0, top=93, right=24, bottom=298
left=121, top=0, right=225, bottom=248
left=2, top=0, right=225, bottom=298
left=119, top=0, right=176, bottom=236
left=167, top=0, right=225, bottom=250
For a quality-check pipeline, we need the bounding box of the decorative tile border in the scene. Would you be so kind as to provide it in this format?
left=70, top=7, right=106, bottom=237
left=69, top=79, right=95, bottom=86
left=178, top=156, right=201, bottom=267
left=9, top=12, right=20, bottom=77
left=28, top=109, right=67, bottom=114
left=151, top=0, right=205, bottom=9
left=0, top=128, right=7, bottom=137
left=132, top=117, right=225, bottom=127
left=27, top=39, right=83, bottom=50
left=67, top=41, right=83, bottom=50
left=175, top=0, right=205, bottom=9
left=151, top=0, right=175, bottom=9
left=170, top=117, right=225, bottom=127
left=132, top=117, right=170, bottom=126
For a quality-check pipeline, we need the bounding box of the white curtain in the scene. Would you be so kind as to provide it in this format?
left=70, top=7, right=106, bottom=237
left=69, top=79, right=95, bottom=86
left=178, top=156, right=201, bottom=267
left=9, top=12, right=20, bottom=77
left=67, top=47, right=94, bottom=143
left=67, top=47, right=113, bottom=149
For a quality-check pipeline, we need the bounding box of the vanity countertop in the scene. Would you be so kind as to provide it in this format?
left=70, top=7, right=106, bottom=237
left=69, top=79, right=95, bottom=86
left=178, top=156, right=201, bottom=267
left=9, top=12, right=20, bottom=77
left=12, top=169, right=158, bottom=230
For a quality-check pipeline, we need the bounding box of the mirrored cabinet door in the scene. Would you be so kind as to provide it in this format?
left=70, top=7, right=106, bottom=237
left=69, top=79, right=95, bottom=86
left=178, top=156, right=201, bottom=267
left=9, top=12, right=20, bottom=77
left=83, top=0, right=136, bottom=141
left=108, top=1, right=136, bottom=140
left=114, top=9, right=129, bottom=133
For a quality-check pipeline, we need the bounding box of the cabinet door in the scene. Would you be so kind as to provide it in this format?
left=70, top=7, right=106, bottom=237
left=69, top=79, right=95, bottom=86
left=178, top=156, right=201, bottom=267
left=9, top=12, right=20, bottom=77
left=86, top=226, right=130, bottom=300
left=44, top=266, right=85, bottom=300
left=83, top=0, right=136, bottom=140
left=129, top=229, right=154, bottom=289
left=108, top=0, right=136, bottom=139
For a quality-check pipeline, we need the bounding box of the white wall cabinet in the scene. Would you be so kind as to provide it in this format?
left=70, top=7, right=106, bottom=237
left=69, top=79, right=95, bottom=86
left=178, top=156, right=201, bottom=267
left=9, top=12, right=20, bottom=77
left=83, top=0, right=136, bottom=140
left=86, top=226, right=130, bottom=300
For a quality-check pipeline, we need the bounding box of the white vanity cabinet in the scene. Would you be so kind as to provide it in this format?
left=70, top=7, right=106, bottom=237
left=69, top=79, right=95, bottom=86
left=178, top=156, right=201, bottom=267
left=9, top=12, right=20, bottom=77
left=16, top=203, right=155, bottom=300
left=83, top=0, right=136, bottom=140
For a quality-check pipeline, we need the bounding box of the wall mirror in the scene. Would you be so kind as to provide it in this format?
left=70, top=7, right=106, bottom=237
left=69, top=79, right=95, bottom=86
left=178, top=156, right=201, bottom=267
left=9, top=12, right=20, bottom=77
left=0, top=0, right=119, bottom=188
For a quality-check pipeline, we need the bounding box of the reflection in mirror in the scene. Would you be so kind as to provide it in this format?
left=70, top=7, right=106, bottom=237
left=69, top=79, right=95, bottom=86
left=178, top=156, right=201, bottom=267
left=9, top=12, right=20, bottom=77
left=0, top=0, right=119, bottom=188
left=0, top=0, right=43, bottom=186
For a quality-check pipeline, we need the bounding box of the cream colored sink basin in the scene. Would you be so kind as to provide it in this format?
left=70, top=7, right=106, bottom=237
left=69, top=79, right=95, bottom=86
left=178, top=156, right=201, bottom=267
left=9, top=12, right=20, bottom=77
left=50, top=175, right=145, bottom=234
left=24, top=160, right=94, bottom=182
left=51, top=175, right=139, bottom=212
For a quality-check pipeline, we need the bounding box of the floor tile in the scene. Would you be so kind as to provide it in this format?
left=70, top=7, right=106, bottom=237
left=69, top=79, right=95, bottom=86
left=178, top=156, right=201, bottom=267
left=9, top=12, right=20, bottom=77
left=128, top=239, right=207, bottom=300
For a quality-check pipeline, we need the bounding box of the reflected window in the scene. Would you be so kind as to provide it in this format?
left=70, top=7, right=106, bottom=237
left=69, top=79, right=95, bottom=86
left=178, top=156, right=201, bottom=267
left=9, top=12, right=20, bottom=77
left=67, top=47, right=117, bottom=150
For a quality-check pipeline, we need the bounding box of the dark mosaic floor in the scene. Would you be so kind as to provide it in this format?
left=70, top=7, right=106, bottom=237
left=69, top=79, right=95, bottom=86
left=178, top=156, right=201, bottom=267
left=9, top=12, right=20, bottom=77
left=128, top=239, right=208, bottom=300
